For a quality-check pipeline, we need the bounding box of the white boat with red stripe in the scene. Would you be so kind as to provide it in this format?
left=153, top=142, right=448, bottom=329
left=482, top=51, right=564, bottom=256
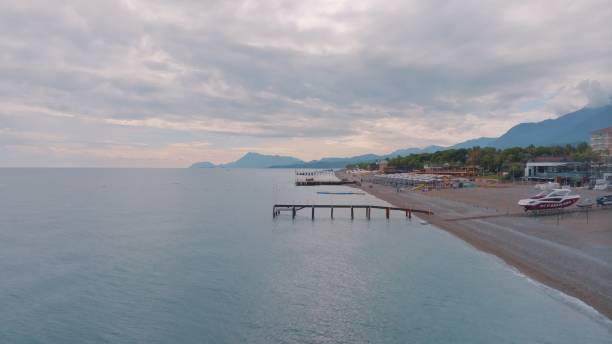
left=518, top=189, right=581, bottom=211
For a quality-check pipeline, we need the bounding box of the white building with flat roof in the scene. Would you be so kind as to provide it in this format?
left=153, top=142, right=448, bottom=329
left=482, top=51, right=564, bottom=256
left=524, top=159, right=588, bottom=185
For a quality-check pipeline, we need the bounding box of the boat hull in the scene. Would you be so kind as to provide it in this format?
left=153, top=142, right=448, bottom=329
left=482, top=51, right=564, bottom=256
left=523, top=197, right=579, bottom=211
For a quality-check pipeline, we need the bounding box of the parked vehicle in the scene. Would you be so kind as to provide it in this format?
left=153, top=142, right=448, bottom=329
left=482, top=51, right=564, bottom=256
left=576, top=198, right=594, bottom=209
left=593, top=179, right=610, bottom=191
left=596, top=195, right=612, bottom=206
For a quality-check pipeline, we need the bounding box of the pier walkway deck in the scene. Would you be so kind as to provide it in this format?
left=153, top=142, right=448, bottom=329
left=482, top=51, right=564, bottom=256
left=295, top=180, right=357, bottom=186
left=273, top=204, right=433, bottom=219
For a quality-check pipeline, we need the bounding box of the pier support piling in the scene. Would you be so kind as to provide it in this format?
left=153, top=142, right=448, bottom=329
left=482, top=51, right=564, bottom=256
left=272, top=204, right=432, bottom=221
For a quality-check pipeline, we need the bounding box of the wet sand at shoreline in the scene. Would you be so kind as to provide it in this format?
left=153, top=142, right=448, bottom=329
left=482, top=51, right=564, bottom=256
left=338, top=171, right=612, bottom=320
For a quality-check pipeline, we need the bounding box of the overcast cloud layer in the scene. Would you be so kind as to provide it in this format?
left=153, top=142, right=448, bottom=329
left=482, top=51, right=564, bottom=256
left=1, top=0, right=611, bottom=167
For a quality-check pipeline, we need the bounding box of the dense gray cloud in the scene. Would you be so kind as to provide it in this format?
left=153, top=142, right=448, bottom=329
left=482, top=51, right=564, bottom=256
left=1, top=0, right=611, bottom=166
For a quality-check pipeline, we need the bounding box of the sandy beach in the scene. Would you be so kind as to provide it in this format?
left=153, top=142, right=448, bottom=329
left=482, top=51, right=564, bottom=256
left=338, top=170, right=612, bottom=320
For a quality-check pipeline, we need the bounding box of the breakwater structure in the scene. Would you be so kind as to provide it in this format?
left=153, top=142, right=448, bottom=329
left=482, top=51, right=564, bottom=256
left=273, top=204, right=433, bottom=220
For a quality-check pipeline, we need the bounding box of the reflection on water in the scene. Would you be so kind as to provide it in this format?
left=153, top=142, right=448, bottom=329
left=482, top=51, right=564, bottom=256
left=0, top=168, right=610, bottom=343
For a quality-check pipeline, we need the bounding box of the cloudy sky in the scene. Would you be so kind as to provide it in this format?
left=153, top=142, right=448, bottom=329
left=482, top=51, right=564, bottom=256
left=1, top=0, right=611, bottom=167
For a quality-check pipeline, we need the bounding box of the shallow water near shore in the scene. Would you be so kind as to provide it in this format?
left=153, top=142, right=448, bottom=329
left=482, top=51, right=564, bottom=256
left=0, top=168, right=610, bottom=343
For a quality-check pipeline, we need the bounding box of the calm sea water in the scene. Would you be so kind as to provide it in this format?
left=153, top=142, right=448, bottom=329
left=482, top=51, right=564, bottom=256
left=0, top=168, right=610, bottom=343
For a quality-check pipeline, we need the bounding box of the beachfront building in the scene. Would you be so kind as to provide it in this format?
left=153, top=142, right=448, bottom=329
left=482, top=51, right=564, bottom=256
left=524, top=157, right=589, bottom=185
left=591, top=127, right=612, bottom=182
left=422, top=163, right=479, bottom=177
left=377, top=159, right=389, bottom=173
left=591, top=126, right=612, bottom=159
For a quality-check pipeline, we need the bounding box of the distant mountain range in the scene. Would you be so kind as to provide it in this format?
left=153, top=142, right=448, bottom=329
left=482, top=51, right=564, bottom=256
left=450, top=137, right=498, bottom=149
left=190, top=161, right=216, bottom=168
left=191, top=152, right=304, bottom=169
left=387, top=145, right=446, bottom=156
left=491, top=105, right=611, bottom=147
left=190, top=105, right=612, bottom=169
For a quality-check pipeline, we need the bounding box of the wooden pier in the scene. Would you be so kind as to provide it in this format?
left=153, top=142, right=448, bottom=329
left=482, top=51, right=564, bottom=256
left=273, top=204, right=433, bottom=220
left=295, top=180, right=357, bottom=186
left=294, top=169, right=357, bottom=186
